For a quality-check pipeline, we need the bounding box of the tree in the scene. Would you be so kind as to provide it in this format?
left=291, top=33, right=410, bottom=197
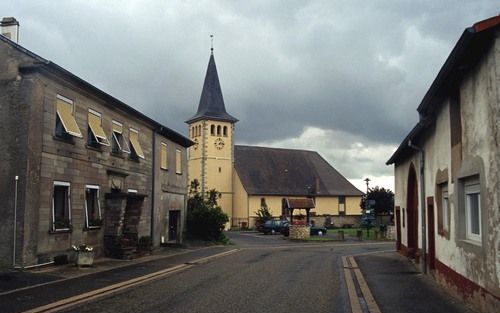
left=360, top=186, right=395, bottom=216
left=255, top=203, right=272, bottom=226
left=186, top=180, right=229, bottom=241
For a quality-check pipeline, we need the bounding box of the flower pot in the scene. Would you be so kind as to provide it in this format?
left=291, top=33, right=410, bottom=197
left=76, top=250, right=94, bottom=267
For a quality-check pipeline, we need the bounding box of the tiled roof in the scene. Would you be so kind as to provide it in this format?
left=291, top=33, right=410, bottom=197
left=234, top=145, right=363, bottom=196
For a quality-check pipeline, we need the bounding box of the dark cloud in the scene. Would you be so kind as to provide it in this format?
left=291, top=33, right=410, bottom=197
left=2, top=0, right=497, bottom=147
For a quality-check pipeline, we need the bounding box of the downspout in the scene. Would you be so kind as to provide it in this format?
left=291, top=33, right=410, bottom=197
left=13, top=175, right=19, bottom=268
left=151, top=131, right=156, bottom=243
left=408, top=140, right=427, bottom=274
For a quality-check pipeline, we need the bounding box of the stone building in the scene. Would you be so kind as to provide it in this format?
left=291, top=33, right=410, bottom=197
left=386, top=16, right=500, bottom=313
left=187, top=50, right=363, bottom=229
left=0, top=27, right=191, bottom=266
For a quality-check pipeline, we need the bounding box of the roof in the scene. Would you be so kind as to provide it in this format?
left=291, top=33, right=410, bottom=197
left=234, top=145, right=363, bottom=197
left=286, top=198, right=316, bottom=209
left=186, top=52, right=238, bottom=124
left=387, top=15, right=500, bottom=165
left=0, top=34, right=193, bottom=148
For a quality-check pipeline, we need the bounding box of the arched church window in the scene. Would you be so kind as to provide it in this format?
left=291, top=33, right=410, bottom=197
left=211, top=125, right=215, bottom=136
left=217, top=125, right=221, bottom=136
left=192, top=126, right=195, bottom=138
left=223, top=126, right=228, bottom=137
left=198, top=125, right=201, bottom=137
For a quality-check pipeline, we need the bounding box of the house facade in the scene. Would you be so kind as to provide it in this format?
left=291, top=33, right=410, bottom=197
left=0, top=31, right=191, bottom=266
left=386, top=16, right=500, bottom=312
left=187, top=51, right=363, bottom=229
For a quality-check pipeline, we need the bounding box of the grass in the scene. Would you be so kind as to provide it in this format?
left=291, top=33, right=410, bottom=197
left=339, top=228, right=377, bottom=240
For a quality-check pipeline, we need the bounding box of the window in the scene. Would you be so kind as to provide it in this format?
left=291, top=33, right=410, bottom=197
left=55, top=95, right=82, bottom=139
left=338, top=196, right=346, bottom=215
left=465, top=180, right=481, bottom=243
left=52, top=181, right=71, bottom=231
left=217, top=125, right=221, bottom=136
left=211, top=125, right=215, bottom=136
left=441, top=185, right=449, bottom=234
left=129, top=128, right=145, bottom=160
left=260, top=198, right=266, bottom=208
left=176, top=149, right=182, bottom=174
left=160, top=143, right=168, bottom=170
left=87, top=109, right=110, bottom=148
left=223, top=126, right=228, bottom=137
left=111, top=121, right=131, bottom=155
left=85, top=185, right=102, bottom=229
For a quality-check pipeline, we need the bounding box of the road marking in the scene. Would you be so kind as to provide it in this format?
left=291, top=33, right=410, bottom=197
left=21, top=248, right=239, bottom=313
left=343, top=250, right=392, bottom=313
left=343, top=256, right=363, bottom=313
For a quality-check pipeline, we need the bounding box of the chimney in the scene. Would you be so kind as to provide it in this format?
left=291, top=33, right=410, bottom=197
left=1, top=17, right=19, bottom=43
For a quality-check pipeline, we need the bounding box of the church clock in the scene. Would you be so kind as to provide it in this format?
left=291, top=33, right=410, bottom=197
left=214, top=138, right=225, bottom=150
left=193, top=138, right=199, bottom=150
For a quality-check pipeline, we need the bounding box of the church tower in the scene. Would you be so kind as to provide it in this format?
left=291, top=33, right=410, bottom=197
left=186, top=49, right=238, bottom=222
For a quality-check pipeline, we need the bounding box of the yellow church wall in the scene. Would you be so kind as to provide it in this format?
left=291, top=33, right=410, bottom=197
left=345, top=196, right=362, bottom=215
left=314, top=197, right=339, bottom=215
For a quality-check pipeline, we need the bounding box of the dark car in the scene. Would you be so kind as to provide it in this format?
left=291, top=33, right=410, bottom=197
left=281, top=224, right=327, bottom=237
left=258, top=220, right=289, bottom=235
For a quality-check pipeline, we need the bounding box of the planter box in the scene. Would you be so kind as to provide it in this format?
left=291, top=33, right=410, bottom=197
left=76, top=251, right=94, bottom=267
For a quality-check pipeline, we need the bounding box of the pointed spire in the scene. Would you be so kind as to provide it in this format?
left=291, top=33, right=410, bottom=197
left=186, top=46, right=238, bottom=124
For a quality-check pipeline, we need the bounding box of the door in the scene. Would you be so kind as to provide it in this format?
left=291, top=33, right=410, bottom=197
left=168, top=210, right=180, bottom=242
left=427, top=197, right=435, bottom=270
left=406, top=163, right=419, bottom=259
left=395, top=206, right=401, bottom=250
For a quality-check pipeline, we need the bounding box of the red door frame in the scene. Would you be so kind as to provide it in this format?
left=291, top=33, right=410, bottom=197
left=427, top=197, right=436, bottom=270
left=406, top=163, right=419, bottom=259
left=395, top=206, right=401, bottom=250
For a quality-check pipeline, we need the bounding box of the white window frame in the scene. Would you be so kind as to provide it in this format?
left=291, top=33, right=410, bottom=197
left=464, top=182, right=481, bottom=243
left=128, top=189, right=138, bottom=194
left=111, top=120, right=131, bottom=154
left=85, top=185, right=102, bottom=229
left=52, top=181, right=72, bottom=231
left=442, top=186, right=449, bottom=232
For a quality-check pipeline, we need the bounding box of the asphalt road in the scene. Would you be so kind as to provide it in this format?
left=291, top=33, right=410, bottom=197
left=64, top=232, right=393, bottom=313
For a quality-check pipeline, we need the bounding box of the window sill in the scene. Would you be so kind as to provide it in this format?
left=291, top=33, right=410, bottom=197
left=53, top=136, right=75, bottom=145
left=84, top=226, right=102, bottom=231
left=462, top=239, right=482, bottom=246
left=86, top=145, right=102, bottom=152
left=160, top=167, right=169, bottom=172
left=111, top=152, right=125, bottom=159
left=49, top=228, right=72, bottom=234
left=176, top=172, right=182, bottom=175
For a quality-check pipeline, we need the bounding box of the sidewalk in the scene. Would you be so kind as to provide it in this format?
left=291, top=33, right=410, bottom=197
left=355, top=252, right=476, bottom=313
left=0, top=245, right=233, bottom=313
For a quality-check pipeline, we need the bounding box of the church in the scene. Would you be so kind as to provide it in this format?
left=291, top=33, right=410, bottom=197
left=187, top=50, right=363, bottom=229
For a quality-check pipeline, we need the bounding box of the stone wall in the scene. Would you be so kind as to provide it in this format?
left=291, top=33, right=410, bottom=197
left=289, top=225, right=310, bottom=239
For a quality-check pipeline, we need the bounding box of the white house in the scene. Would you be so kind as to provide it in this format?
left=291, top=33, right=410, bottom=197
left=386, top=16, right=499, bottom=313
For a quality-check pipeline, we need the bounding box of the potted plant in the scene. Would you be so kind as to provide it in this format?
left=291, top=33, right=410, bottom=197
left=72, top=244, right=94, bottom=267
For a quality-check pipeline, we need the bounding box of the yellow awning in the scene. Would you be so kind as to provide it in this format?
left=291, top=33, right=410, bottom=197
left=112, top=121, right=122, bottom=134
left=56, top=98, right=82, bottom=137
left=88, top=111, right=110, bottom=146
left=129, top=129, right=145, bottom=159
left=161, top=143, right=167, bottom=169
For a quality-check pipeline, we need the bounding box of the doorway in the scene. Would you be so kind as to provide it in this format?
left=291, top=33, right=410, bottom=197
left=168, top=210, right=180, bottom=242
left=427, top=197, right=435, bottom=270
left=395, top=206, right=401, bottom=251
left=406, top=163, right=419, bottom=260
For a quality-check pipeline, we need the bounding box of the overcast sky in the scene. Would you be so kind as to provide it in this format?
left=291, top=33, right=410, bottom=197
left=2, top=1, right=497, bottom=191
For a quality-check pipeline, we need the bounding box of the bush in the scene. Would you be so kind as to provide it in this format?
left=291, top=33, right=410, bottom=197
left=186, top=180, right=229, bottom=241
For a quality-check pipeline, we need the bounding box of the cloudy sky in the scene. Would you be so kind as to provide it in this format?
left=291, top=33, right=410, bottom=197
left=2, top=1, right=497, bottom=191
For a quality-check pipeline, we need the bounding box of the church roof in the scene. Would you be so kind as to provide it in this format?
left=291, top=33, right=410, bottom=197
left=186, top=53, right=238, bottom=124
left=234, top=145, right=363, bottom=197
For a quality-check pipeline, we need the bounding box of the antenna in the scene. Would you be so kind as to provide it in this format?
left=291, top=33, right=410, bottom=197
left=210, top=34, right=214, bottom=54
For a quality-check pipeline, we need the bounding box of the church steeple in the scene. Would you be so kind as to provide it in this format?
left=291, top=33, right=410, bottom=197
left=186, top=51, right=238, bottom=124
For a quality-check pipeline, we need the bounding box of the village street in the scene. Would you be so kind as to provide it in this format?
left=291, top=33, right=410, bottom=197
left=0, top=232, right=474, bottom=313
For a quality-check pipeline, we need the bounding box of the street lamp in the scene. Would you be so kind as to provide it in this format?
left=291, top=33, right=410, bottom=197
left=364, top=177, right=371, bottom=194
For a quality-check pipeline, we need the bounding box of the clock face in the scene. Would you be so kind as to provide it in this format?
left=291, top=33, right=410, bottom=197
left=193, top=138, right=199, bottom=150
left=214, top=138, right=225, bottom=150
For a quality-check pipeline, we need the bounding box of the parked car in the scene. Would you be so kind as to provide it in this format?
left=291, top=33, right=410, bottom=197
left=258, top=220, right=289, bottom=235
left=281, top=224, right=327, bottom=237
